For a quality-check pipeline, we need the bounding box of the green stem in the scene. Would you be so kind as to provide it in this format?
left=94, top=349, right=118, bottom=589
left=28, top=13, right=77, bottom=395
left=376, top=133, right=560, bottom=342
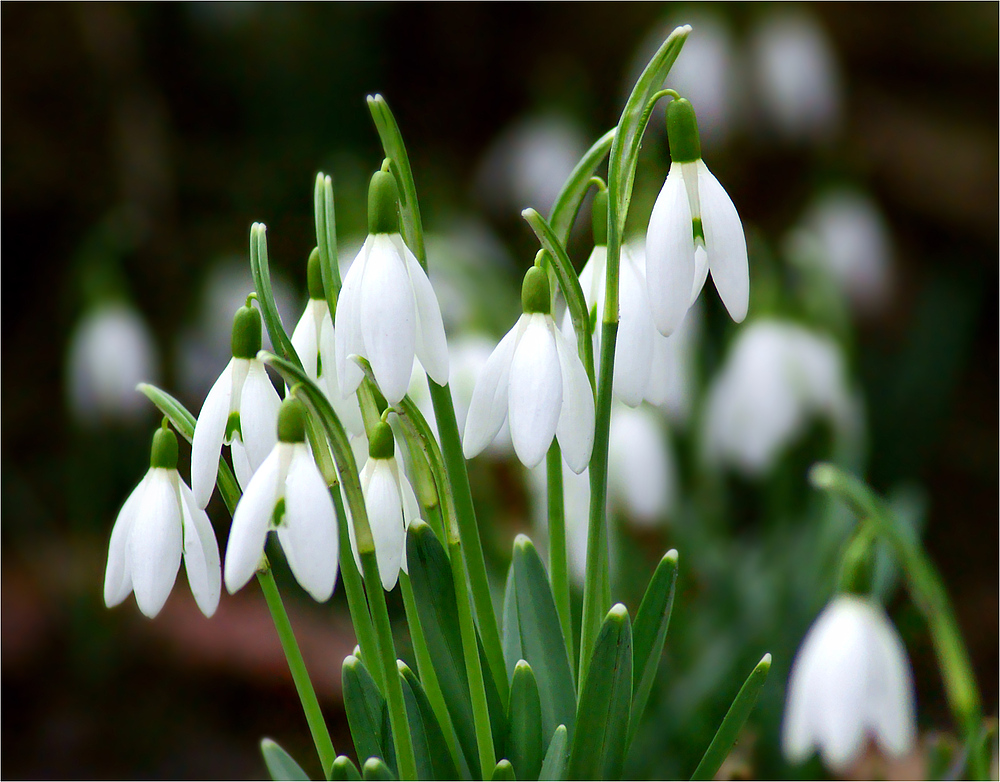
left=359, top=550, right=418, bottom=780
left=546, top=442, right=575, bottom=677
left=811, top=465, right=985, bottom=778
left=313, top=172, right=341, bottom=313
left=257, top=567, right=337, bottom=779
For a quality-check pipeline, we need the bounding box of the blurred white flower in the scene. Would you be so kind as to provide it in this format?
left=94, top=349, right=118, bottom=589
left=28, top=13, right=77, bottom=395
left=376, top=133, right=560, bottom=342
left=104, top=425, right=220, bottom=618
left=749, top=11, right=842, bottom=142
left=702, top=320, right=858, bottom=476
left=475, top=113, right=588, bottom=217
left=783, top=595, right=916, bottom=771
left=790, top=188, right=894, bottom=315
left=67, top=302, right=160, bottom=425
left=224, top=398, right=339, bottom=602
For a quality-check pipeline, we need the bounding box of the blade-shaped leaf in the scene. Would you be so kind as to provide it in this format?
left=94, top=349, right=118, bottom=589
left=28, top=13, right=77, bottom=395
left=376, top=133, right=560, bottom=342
left=491, top=759, right=516, bottom=781
left=250, top=222, right=301, bottom=368
left=690, top=653, right=771, bottom=781
left=538, top=725, right=568, bottom=782
left=343, top=655, right=395, bottom=775
left=361, top=757, right=396, bottom=781
left=398, top=662, right=461, bottom=781
left=568, top=604, right=633, bottom=780
left=505, top=660, right=544, bottom=782
left=510, top=535, right=577, bottom=744
left=261, top=738, right=310, bottom=781
left=502, top=566, right=523, bottom=681
left=547, top=128, right=616, bottom=245
left=628, top=550, right=678, bottom=748
left=331, top=755, right=362, bottom=781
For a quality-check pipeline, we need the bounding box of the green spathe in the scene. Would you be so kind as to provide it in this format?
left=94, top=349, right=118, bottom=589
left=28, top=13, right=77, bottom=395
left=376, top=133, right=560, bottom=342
left=307, top=247, right=325, bottom=301
left=369, top=421, right=395, bottom=460
left=277, top=397, right=307, bottom=444
left=368, top=169, right=400, bottom=235
left=149, top=424, right=178, bottom=469
left=591, top=187, right=609, bottom=246
left=521, top=266, right=551, bottom=315
left=667, top=97, right=702, bottom=164
left=231, top=303, right=262, bottom=360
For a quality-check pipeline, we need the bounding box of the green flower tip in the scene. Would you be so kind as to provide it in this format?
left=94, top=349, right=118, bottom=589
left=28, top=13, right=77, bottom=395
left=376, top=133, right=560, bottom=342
left=759, top=652, right=772, bottom=668
left=513, top=659, right=532, bottom=675
left=343, top=654, right=360, bottom=670
left=521, top=266, right=551, bottom=314
left=608, top=602, right=629, bottom=620
left=368, top=421, right=395, bottom=459
left=277, top=396, right=307, bottom=443
left=150, top=425, right=178, bottom=469
left=663, top=549, right=679, bottom=565
left=808, top=463, right=836, bottom=490
left=231, top=303, right=262, bottom=359
left=591, top=187, right=609, bottom=246
left=666, top=97, right=702, bottom=164
left=367, top=169, right=399, bottom=235
left=513, top=533, right=534, bottom=553
left=396, top=659, right=412, bottom=675
left=307, top=247, right=325, bottom=300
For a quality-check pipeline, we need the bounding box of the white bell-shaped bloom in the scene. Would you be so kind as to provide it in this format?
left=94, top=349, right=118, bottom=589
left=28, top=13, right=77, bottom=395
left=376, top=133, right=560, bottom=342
left=67, top=301, right=160, bottom=425
left=702, top=319, right=858, bottom=476
left=783, top=595, right=916, bottom=771
left=464, top=268, right=595, bottom=473
left=646, top=97, right=748, bottom=336
left=335, top=169, right=448, bottom=406
left=343, top=422, right=422, bottom=592
left=104, top=424, right=220, bottom=618
left=291, top=253, right=364, bottom=435
left=224, top=398, right=338, bottom=602
left=191, top=302, right=281, bottom=508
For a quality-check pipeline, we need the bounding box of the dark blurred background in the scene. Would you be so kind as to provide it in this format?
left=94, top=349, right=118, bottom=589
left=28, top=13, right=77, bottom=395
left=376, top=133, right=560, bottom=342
left=3, top=4, right=997, bottom=779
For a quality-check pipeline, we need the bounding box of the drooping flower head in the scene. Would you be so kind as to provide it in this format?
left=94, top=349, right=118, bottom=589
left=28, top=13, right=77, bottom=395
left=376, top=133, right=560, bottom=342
left=782, top=594, right=916, bottom=771
left=105, top=420, right=221, bottom=618
left=335, top=164, right=449, bottom=406
left=646, top=96, right=749, bottom=336
left=291, top=248, right=364, bottom=435
left=344, top=421, right=422, bottom=592
left=191, top=299, right=281, bottom=508
left=224, top=396, right=339, bottom=602
left=464, top=265, right=594, bottom=473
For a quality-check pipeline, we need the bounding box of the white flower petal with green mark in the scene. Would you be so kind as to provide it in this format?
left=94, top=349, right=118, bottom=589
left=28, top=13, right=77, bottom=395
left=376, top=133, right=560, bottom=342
left=508, top=313, right=562, bottom=469
left=291, top=299, right=324, bottom=380
left=646, top=164, right=696, bottom=336
left=128, top=469, right=183, bottom=618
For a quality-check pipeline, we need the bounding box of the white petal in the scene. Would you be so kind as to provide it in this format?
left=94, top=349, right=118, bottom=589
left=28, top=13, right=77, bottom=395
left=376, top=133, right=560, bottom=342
left=335, top=237, right=371, bottom=397
left=867, top=606, right=916, bottom=758
left=359, top=235, right=417, bottom=405
left=463, top=316, right=525, bottom=459
left=320, top=313, right=365, bottom=436
left=698, top=160, right=749, bottom=323
left=128, top=470, right=183, bottom=618
left=365, top=460, right=405, bottom=591
left=225, top=447, right=282, bottom=594
left=191, top=360, right=235, bottom=508
left=393, top=459, right=422, bottom=576
left=231, top=435, right=254, bottom=492
left=690, top=245, right=710, bottom=306
left=397, top=236, right=449, bottom=387
left=552, top=322, right=595, bottom=473
left=291, top=300, right=321, bottom=380
left=104, top=472, right=150, bottom=607
left=508, top=314, right=562, bottom=469
left=178, top=479, right=221, bottom=617
left=239, top=360, right=281, bottom=473
left=612, top=258, right=655, bottom=407
left=645, top=165, right=696, bottom=336
left=277, top=446, right=339, bottom=602
left=345, top=460, right=374, bottom=576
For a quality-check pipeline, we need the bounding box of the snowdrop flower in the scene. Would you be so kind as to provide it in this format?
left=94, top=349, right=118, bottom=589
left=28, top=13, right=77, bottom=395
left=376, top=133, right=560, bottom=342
left=291, top=248, right=364, bottom=435
left=344, top=421, right=422, bottom=592
left=464, top=266, right=595, bottom=473
left=335, top=165, right=449, bottom=406
left=224, top=397, right=339, bottom=602
left=646, top=96, right=749, bottom=336
left=564, top=189, right=658, bottom=407
left=104, top=421, right=220, bottom=618
left=191, top=300, right=282, bottom=508
left=783, top=595, right=916, bottom=771
left=702, top=319, right=857, bottom=476
left=67, top=301, right=160, bottom=425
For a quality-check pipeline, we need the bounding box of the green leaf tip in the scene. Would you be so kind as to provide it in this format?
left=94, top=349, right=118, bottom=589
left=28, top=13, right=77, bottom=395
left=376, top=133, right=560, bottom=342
left=809, top=462, right=837, bottom=489
left=608, top=602, right=629, bottom=620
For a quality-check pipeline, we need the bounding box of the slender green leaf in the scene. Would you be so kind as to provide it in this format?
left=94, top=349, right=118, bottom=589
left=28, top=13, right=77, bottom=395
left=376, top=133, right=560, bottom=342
left=628, top=550, right=679, bottom=747
left=505, top=661, right=544, bottom=782
left=399, top=662, right=462, bottom=781
left=568, top=605, right=633, bottom=781
left=491, top=759, right=516, bottom=781
left=250, top=223, right=301, bottom=368
left=502, top=565, right=523, bottom=682
left=477, top=628, right=508, bottom=760
left=343, top=656, right=395, bottom=775
left=547, top=128, right=616, bottom=245
left=510, top=535, right=577, bottom=744
left=538, top=725, right=568, bottom=782
left=690, top=653, right=772, bottom=781
left=330, top=756, right=362, bottom=781
left=261, top=738, right=310, bottom=781
left=313, top=172, right=341, bottom=310
left=361, top=758, right=395, bottom=781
